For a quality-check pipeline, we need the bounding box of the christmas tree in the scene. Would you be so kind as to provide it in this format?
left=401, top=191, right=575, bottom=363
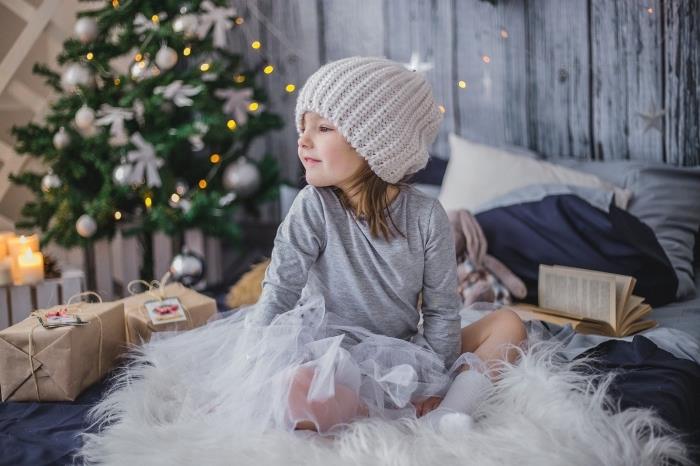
left=10, top=0, right=284, bottom=281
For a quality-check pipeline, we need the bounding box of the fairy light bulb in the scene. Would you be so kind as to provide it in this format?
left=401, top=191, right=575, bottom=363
left=234, top=74, right=246, bottom=83
left=198, top=179, right=208, bottom=189
left=114, top=211, right=122, bottom=220
left=86, top=52, right=94, bottom=60
left=458, top=80, right=467, bottom=89
left=248, top=102, right=259, bottom=111
left=227, top=119, right=237, bottom=130
left=200, top=63, right=210, bottom=72
left=251, top=40, right=261, bottom=50
left=482, top=55, right=491, bottom=64
left=438, top=105, right=446, bottom=113
left=285, top=83, right=296, bottom=93
left=263, top=65, right=274, bottom=74
left=144, top=196, right=152, bottom=208
left=210, top=153, right=221, bottom=164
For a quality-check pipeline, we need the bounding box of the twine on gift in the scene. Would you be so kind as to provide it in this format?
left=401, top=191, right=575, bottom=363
left=126, top=272, right=195, bottom=332
left=26, top=291, right=106, bottom=401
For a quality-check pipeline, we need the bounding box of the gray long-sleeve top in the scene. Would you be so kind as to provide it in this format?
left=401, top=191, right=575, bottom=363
left=252, top=184, right=463, bottom=368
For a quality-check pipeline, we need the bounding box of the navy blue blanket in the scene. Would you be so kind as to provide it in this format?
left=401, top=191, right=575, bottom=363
left=2, top=337, right=698, bottom=465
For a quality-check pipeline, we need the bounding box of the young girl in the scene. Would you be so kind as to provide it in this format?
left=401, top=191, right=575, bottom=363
left=83, top=58, right=527, bottom=455
left=250, top=56, right=527, bottom=432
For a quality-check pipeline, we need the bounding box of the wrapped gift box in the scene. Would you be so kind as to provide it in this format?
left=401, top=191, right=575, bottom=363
left=0, top=300, right=126, bottom=402
left=121, top=282, right=217, bottom=345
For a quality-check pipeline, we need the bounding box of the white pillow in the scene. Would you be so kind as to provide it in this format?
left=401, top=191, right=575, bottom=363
left=438, top=133, right=632, bottom=212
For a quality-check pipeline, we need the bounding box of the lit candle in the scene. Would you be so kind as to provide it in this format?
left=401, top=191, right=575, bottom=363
left=7, top=234, right=39, bottom=257
left=0, top=231, right=15, bottom=258
left=15, top=249, right=44, bottom=285
left=0, top=257, right=11, bottom=286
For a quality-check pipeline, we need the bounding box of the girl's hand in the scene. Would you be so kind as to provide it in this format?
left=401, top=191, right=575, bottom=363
left=413, top=396, right=443, bottom=417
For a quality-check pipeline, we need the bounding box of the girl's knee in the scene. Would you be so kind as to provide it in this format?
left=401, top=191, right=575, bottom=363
left=493, top=307, right=527, bottom=343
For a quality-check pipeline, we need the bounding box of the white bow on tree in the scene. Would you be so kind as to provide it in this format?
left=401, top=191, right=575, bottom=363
left=95, top=104, right=133, bottom=143
left=214, top=88, right=255, bottom=125
left=133, top=13, right=158, bottom=35
left=196, top=0, right=236, bottom=48
left=126, top=132, right=164, bottom=187
left=154, top=80, right=202, bottom=107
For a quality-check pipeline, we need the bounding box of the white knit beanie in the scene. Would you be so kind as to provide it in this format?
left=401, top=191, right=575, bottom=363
left=295, top=56, right=443, bottom=184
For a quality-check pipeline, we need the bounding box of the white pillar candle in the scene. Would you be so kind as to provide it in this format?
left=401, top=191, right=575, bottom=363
left=15, top=249, right=44, bottom=285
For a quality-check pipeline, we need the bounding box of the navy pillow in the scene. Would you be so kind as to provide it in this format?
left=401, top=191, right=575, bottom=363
left=475, top=194, right=678, bottom=307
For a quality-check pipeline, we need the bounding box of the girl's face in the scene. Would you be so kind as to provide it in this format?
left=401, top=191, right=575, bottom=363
left=297, top=112, right=366, bottom=191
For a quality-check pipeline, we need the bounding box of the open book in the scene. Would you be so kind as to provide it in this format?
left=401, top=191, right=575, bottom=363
left=511, top=264, right=655, bottom=337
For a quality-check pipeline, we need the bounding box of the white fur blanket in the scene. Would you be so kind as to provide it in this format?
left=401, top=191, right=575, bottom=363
left=78, top=338, right=692, bottom=466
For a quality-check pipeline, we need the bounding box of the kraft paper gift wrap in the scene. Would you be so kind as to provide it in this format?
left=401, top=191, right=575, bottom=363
left=0, top=298, right=126, bottom=402
left=121, top=282, right=217, bottom=345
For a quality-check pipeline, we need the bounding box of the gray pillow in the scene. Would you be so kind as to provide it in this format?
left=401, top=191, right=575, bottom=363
left=546, top=159, right=700, bottom=301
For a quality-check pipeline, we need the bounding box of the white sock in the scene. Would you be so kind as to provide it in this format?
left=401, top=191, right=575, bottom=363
left=439, top=369, right=493, bottom=415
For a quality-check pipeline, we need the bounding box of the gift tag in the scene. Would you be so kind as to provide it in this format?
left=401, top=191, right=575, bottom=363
left=144, top=297, right=188, bottom=325
left=38, top=309, right=87, bottom=329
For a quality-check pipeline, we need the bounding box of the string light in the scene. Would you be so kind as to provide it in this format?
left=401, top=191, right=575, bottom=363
left=285, top=84, right=296, bottom=93
left=144, top=196, right=152, bottom=208
left=112, top=0, right=119, bottom=8
left=227, top=119, right=237, bottom=130
left=235, top=16, right=244, bottom=25
left=198, top=179, right=208, bottom=189
left=86, top=52, right=94, bottom=60
left=500, top=28, right=509, bottom=39
left=438, top=105, right=446, bottom=113
left=183, top=46, right=192, bottom=56
left=134, top=52, right=143, bottom=62
left=151, top=14, right=159, bottom=24
left=482, top=55, right=491, bottom=64
left=234, top=74, right=246, bottom=83
left=647, top=7, right=654, bottom=14
left=248, top=102, right=259, bottom=111
left=263, top=65, right=274, bottom=74
left=251, top=40, right=261, bottom=50
left=114, top=211, right=122, bottom=220
left=210, top=153, right=221, bottom=164
left=458, top=80, right=467, bottom=89
left=200, top=63, right=211, bottom=72
left=170, top=193, right=180, bottom=203
left=114, top=78, right=121, bottom=86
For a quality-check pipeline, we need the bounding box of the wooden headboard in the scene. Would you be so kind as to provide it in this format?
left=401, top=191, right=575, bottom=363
left=242, top=0, right=699, bottom=185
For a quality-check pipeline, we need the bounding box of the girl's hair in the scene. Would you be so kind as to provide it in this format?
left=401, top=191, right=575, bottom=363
left=330, top=160, right=414, bottom=242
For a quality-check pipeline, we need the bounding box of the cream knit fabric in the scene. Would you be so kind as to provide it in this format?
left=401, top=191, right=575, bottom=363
left=295, top=56, right=444, bottom=184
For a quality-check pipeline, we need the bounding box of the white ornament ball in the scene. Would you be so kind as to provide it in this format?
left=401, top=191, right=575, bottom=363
left=74, top=17, right=99, bottom=43
left=155, top=45, right=178, bottom=70
left=172, top=14, right=198, bottom=37
left=76, top=214, right=97, bottom=238
left=222, top=159, right=261, bottom=197
left=52, top=127, right=71, bottom=149
left=75, top=105, right=95, bottom=129
left=61, top=64, right=93, bottom=92
left=112, top=163, right=132, bottom=186
left=41, top=171, right=62, bottom=192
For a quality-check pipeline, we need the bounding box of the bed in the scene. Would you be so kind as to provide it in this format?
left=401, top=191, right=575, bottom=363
left=2, top=137, right=700, bottom=465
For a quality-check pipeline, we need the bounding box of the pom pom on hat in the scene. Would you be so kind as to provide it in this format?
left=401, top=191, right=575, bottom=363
left=295, top=56, right=443, bottom=184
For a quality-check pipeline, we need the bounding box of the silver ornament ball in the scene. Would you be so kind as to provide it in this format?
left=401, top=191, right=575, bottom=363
left=61, top=64, right=93, bottom=92
left=52, top=127, right=71, bottom=149
left=76, top=214, right=97, bottom=238
left=75, top=105, right=95, bottom=129
left=222, top=159, right=261, bottom=197
left=74, top=17, right=98, bottom=43
left=155, top=45, right=178, bottom=70
left=169, top=248, right=205, bottom=287
left=41, top=171, right=62, bottom=192
left=113, top=163, right=132, bottom=186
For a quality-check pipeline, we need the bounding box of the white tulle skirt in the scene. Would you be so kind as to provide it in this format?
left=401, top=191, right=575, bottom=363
left=87, top=293, right=481, bottom=438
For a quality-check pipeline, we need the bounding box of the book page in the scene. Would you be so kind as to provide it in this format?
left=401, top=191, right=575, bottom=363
left=538, top=265, right=617, bottom=324
left=552, top=265, right=634, bottom=318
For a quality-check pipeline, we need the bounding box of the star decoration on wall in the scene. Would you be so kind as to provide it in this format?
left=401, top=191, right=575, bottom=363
left=403, top=51, right=433, bottom=73
left=637, top=100, right=666, bottom=134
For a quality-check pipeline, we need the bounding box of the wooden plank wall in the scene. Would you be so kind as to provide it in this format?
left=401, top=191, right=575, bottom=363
left=248, top=0, right=699, bottom=188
